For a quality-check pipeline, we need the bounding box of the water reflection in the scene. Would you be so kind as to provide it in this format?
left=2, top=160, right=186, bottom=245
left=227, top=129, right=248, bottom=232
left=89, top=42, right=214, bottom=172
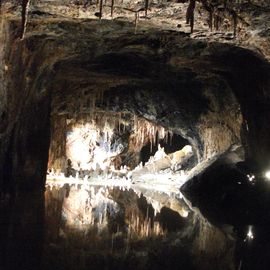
left=44, top=182, right=235, bottom=270
left=45, top=183, right=188, bottom=241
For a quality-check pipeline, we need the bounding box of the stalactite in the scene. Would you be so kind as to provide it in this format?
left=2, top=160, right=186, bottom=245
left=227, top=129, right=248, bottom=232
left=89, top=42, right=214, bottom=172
left=231, top=8, right=238, bottom=37
left=145, top=0, right=149, bottom=17
left=169, top=130, right=173, bottom=145
left=123, top=115, right=126, bottom=133
left=132, top=116, right=169, bottom=151
left=99, top=0, right=103, bottom=20
left=186, top=0, right=196, bottom=33
left=134, top=12, right=138, bottom=34
left=200, top=0, right=214, bottom=31
left=20, top=0, right=31, bottom=39
left=111, top=0, right=114, bottom=18
left=199, top=0, right=249, bottom=36
left=118, top=112, right=121, bottom=133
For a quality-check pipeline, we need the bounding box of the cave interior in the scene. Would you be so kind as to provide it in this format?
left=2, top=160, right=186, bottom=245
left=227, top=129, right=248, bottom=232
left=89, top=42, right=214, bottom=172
left=0, top=0, right=270, bottom=270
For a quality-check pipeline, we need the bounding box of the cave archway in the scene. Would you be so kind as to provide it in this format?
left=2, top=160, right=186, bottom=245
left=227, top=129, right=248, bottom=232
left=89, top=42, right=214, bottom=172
left=1, top=20, right=269, bottom=215
left=0, top=11, right=269, bottom=270
left=46, top=43, right=246, bottom=183
left=0, top=0, right=269, bottom=210
left=5, top=21, right=270, bottom=190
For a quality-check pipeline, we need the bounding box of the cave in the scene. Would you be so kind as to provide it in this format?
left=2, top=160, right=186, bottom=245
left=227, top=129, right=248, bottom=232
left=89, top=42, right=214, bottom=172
left=0, top=1, right=270, bottom=270
left=140, top=133, right=190, bottom=165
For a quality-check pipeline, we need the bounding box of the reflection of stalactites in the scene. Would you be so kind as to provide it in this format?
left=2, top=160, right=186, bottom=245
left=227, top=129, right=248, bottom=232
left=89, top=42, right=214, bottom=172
left=94, top=88, right=104, bottom=109
left=91, top=94, right=96, bottom=113
left=59, top=186, right=120, bottom=232
left=153, top=221, right=161, bottom=235
left=98, top=211, right=103, bottom=226
left=127, top=209, right=164, bottom=239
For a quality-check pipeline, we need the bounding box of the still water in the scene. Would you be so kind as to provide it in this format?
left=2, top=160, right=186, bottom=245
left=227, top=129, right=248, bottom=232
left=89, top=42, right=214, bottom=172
left=43, top=182, right=235, bottom=270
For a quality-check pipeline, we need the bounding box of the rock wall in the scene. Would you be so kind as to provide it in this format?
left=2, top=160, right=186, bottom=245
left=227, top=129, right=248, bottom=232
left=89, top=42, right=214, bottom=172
left=0, top=16, right=11, bottom=193
left=1, top=16, right=269, bottom=191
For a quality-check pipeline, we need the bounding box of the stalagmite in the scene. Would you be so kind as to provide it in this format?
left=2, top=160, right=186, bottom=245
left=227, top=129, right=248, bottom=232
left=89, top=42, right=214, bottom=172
left=186, top=0, right=196, bottom=33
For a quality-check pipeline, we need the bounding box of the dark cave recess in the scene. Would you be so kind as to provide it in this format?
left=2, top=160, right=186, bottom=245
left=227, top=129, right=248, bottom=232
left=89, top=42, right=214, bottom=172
left=140, top=133, right=190, bottom=165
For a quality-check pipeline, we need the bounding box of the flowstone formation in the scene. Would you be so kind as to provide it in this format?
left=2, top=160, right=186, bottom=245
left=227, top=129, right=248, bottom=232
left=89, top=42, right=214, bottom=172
left=47, top=110, right=195, bottom=191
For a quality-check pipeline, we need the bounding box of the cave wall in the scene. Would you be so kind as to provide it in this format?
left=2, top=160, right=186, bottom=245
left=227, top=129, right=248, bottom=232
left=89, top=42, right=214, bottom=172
left=1, top=16, right=269, bottom=191
left=0, top=25, right=52, bottom=192
left=0, top=6, right=269, bottom=270
left=0, top=17, right=10, bottom=193
left=98, top=70, right=242, bottom=160
left=49, top=27, right=246, bottom=167
left=0, top=17, right=52, bottom=270
left=47, top=115, right=67, bottom=172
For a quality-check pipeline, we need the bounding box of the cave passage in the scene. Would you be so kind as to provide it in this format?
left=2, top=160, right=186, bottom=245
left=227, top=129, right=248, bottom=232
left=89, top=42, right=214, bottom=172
left=47, top=111, right=196, bottom=191
left=44, top=110, right=200, bottom=269
left=140, top=132, right=190, bottom=165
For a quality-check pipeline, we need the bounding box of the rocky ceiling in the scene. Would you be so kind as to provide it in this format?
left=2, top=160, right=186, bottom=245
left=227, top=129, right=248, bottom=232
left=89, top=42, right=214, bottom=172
left=0, top=0, right=269, bottom=192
